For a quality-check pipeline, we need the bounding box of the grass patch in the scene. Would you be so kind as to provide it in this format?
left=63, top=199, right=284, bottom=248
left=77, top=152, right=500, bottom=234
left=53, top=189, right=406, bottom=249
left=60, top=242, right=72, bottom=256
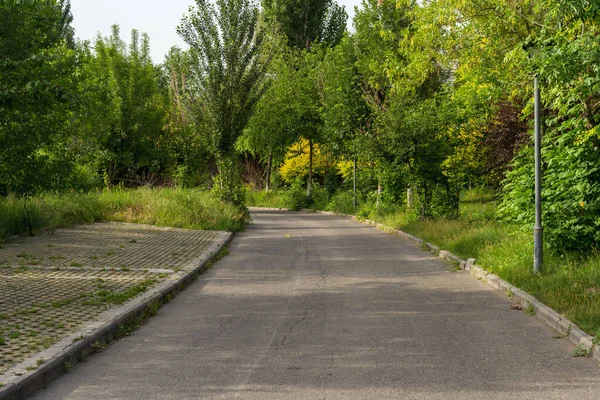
left=0, top=188, right=248, bottom=241
left=245, top=189, right=288, bottom=208
left=83, top=278, right=159, bottom=306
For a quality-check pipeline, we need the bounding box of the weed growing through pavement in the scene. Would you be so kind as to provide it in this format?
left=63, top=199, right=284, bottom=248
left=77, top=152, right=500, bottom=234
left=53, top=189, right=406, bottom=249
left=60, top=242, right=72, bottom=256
left=72, top=334, right=86, bottom=342
left=83, top=278, right=158, bottom=306
left=572, top=344, right=592, bottom=357
left=91, top=341, right=105, bottom=353
left=524, top=304, right=536, bottom=315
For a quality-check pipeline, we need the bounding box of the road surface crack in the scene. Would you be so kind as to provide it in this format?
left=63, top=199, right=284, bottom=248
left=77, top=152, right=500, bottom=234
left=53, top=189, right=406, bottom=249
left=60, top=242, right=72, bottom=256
left=281, top=308, right=312, bottom=346
left=218, top=315, right=235, bottom=336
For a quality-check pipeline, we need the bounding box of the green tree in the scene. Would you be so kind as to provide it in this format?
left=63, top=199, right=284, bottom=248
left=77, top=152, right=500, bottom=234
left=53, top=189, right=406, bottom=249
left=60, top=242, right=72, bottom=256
left=178, top=0, right=269, bottom=206
left=0, top=0, right=78, bottom=233
left=258, top=0, right=346, bottom=197
left=79, top=26, right=168, bottom=186
left=319, top=36, right=371, bottom=195
left=162, top=47, right=212, bottom=187
left=263, top=0, right=347, bottom=50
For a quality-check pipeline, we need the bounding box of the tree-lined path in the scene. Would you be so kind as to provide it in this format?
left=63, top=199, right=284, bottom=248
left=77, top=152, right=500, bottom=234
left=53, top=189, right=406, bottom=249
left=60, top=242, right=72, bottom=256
left=32, top=210, right=600, bottom=399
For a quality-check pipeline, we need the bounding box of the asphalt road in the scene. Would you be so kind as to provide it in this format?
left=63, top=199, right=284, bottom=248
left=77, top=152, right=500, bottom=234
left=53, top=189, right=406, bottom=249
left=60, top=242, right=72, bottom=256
left=32, top=209, right=600, bottom=399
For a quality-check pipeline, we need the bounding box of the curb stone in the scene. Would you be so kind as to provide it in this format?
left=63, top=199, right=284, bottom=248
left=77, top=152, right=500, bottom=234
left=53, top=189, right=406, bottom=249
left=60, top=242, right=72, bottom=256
left=299, top=208, right=600, bottom=365
left=0, top=231, right=233, bottom=400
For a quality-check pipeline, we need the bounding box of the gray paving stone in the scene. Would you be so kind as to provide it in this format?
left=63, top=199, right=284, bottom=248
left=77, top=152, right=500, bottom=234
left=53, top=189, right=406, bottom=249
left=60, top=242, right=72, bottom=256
left=0, top=222, right=224, bottom=377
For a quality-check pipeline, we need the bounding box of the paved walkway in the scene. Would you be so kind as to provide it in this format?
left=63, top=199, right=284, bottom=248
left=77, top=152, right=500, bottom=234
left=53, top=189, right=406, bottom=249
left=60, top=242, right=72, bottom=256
left=0, top=222, right=224, bottom=378
left=29, top=210, right=600, bottom=399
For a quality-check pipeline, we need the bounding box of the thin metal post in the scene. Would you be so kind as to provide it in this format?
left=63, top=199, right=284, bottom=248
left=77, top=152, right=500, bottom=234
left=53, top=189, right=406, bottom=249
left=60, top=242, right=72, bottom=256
left=534, top=77, right=543, bottom=274
left=353, top=156, right=357, bottom=210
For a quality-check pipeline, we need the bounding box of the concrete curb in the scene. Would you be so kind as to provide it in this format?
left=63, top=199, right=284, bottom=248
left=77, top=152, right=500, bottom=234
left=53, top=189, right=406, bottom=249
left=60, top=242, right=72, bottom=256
left=0, top=232, right=233, bottom=400
left=300, top=209, right=600, bottom=364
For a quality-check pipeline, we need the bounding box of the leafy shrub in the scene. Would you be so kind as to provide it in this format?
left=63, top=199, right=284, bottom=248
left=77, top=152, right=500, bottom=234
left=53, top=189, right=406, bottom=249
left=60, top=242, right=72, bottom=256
left=284, top=181, right=312, bottom=211
left=310, top=184, right=329, bottom=210
left=211, top=157, right=245, bottom=207
left=326, top=191, right=355, bottom=214
left=499, top=130, right=600, bottom=252
left=245, top=189, right=287, bottom=208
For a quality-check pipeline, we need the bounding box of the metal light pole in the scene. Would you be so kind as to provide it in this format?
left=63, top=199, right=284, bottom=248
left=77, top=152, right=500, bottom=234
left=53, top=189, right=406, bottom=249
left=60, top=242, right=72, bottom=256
left=534, top=77, right=543, bottom=274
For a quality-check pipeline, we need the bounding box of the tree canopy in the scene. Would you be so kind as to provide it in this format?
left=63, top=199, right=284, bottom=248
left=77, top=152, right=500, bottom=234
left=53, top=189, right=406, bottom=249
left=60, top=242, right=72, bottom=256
left=3, top=0, right=600, bottom=251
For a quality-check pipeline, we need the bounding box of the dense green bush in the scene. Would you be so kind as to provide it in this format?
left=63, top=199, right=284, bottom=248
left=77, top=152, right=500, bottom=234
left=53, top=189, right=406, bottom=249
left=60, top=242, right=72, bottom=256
left=325, top=191, right=355, bottom=215
left=499, top=131, right=600, bottom=252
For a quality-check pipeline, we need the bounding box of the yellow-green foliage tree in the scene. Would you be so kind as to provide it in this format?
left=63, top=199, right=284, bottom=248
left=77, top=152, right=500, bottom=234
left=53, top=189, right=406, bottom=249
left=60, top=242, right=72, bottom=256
left=279, top=138, right=349, bottom=184
left=280, top=138, right=329, bottom=184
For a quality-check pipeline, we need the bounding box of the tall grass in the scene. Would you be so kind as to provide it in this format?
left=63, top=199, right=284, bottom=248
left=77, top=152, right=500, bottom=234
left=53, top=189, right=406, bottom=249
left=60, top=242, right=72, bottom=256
left=0, top=188, right=248, bottom=241
left=245, top=189, right=287, bottom=208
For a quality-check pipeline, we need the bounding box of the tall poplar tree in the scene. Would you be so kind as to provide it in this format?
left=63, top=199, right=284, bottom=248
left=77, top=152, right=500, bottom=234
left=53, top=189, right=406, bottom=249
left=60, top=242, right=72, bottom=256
left=178, top=0, right=269, bottom=206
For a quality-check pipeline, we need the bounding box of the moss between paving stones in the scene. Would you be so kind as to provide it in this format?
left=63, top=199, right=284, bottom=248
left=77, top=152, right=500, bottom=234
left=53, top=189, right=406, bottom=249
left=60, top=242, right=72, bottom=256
left=0, top=268, right=166, bottom=375
left=0, top=222, right=224, bottom=376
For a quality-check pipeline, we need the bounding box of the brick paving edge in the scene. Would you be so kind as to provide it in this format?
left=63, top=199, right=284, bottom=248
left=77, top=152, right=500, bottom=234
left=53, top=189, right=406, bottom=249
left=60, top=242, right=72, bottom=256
left=300, top=208, right=600, bottom=365
left=0, top=231, right=233, bottom=400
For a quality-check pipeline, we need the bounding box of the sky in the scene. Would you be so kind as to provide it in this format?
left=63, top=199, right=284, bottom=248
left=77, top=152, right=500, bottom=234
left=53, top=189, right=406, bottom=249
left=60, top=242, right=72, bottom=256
left=69, top=0, right=364, bottom=64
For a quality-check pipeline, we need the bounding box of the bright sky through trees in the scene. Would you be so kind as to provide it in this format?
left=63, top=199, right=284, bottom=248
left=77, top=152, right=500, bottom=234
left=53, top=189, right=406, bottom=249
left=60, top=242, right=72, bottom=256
left=69, top=0, right=361, bottom=63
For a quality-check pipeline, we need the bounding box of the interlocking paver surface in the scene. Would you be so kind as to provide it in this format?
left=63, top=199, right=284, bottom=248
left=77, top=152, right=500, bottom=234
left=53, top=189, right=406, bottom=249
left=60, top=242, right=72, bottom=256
left=0, top=222, right=222, bottom=376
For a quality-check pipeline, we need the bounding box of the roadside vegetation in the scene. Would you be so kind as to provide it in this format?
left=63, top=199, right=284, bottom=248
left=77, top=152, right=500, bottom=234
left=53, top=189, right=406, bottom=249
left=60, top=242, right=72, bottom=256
left=0, top=188, right=248, bottom=241
left=2, top=1, right=600, bottom=337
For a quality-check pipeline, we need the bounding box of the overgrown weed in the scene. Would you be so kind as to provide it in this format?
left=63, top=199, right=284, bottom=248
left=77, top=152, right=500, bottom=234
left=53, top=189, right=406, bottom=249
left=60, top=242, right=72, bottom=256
left=0, top=188, right=247, bottom=240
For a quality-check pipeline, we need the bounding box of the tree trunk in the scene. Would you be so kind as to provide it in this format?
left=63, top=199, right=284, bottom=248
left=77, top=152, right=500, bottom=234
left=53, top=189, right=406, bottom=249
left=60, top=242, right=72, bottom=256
left=107, top=162, right=115, bottom=188
left=307, top=138, right=313, bottom=197
left=265, top=151, right=272, bottom=192
left=23, top=197, right=33, bottom=236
